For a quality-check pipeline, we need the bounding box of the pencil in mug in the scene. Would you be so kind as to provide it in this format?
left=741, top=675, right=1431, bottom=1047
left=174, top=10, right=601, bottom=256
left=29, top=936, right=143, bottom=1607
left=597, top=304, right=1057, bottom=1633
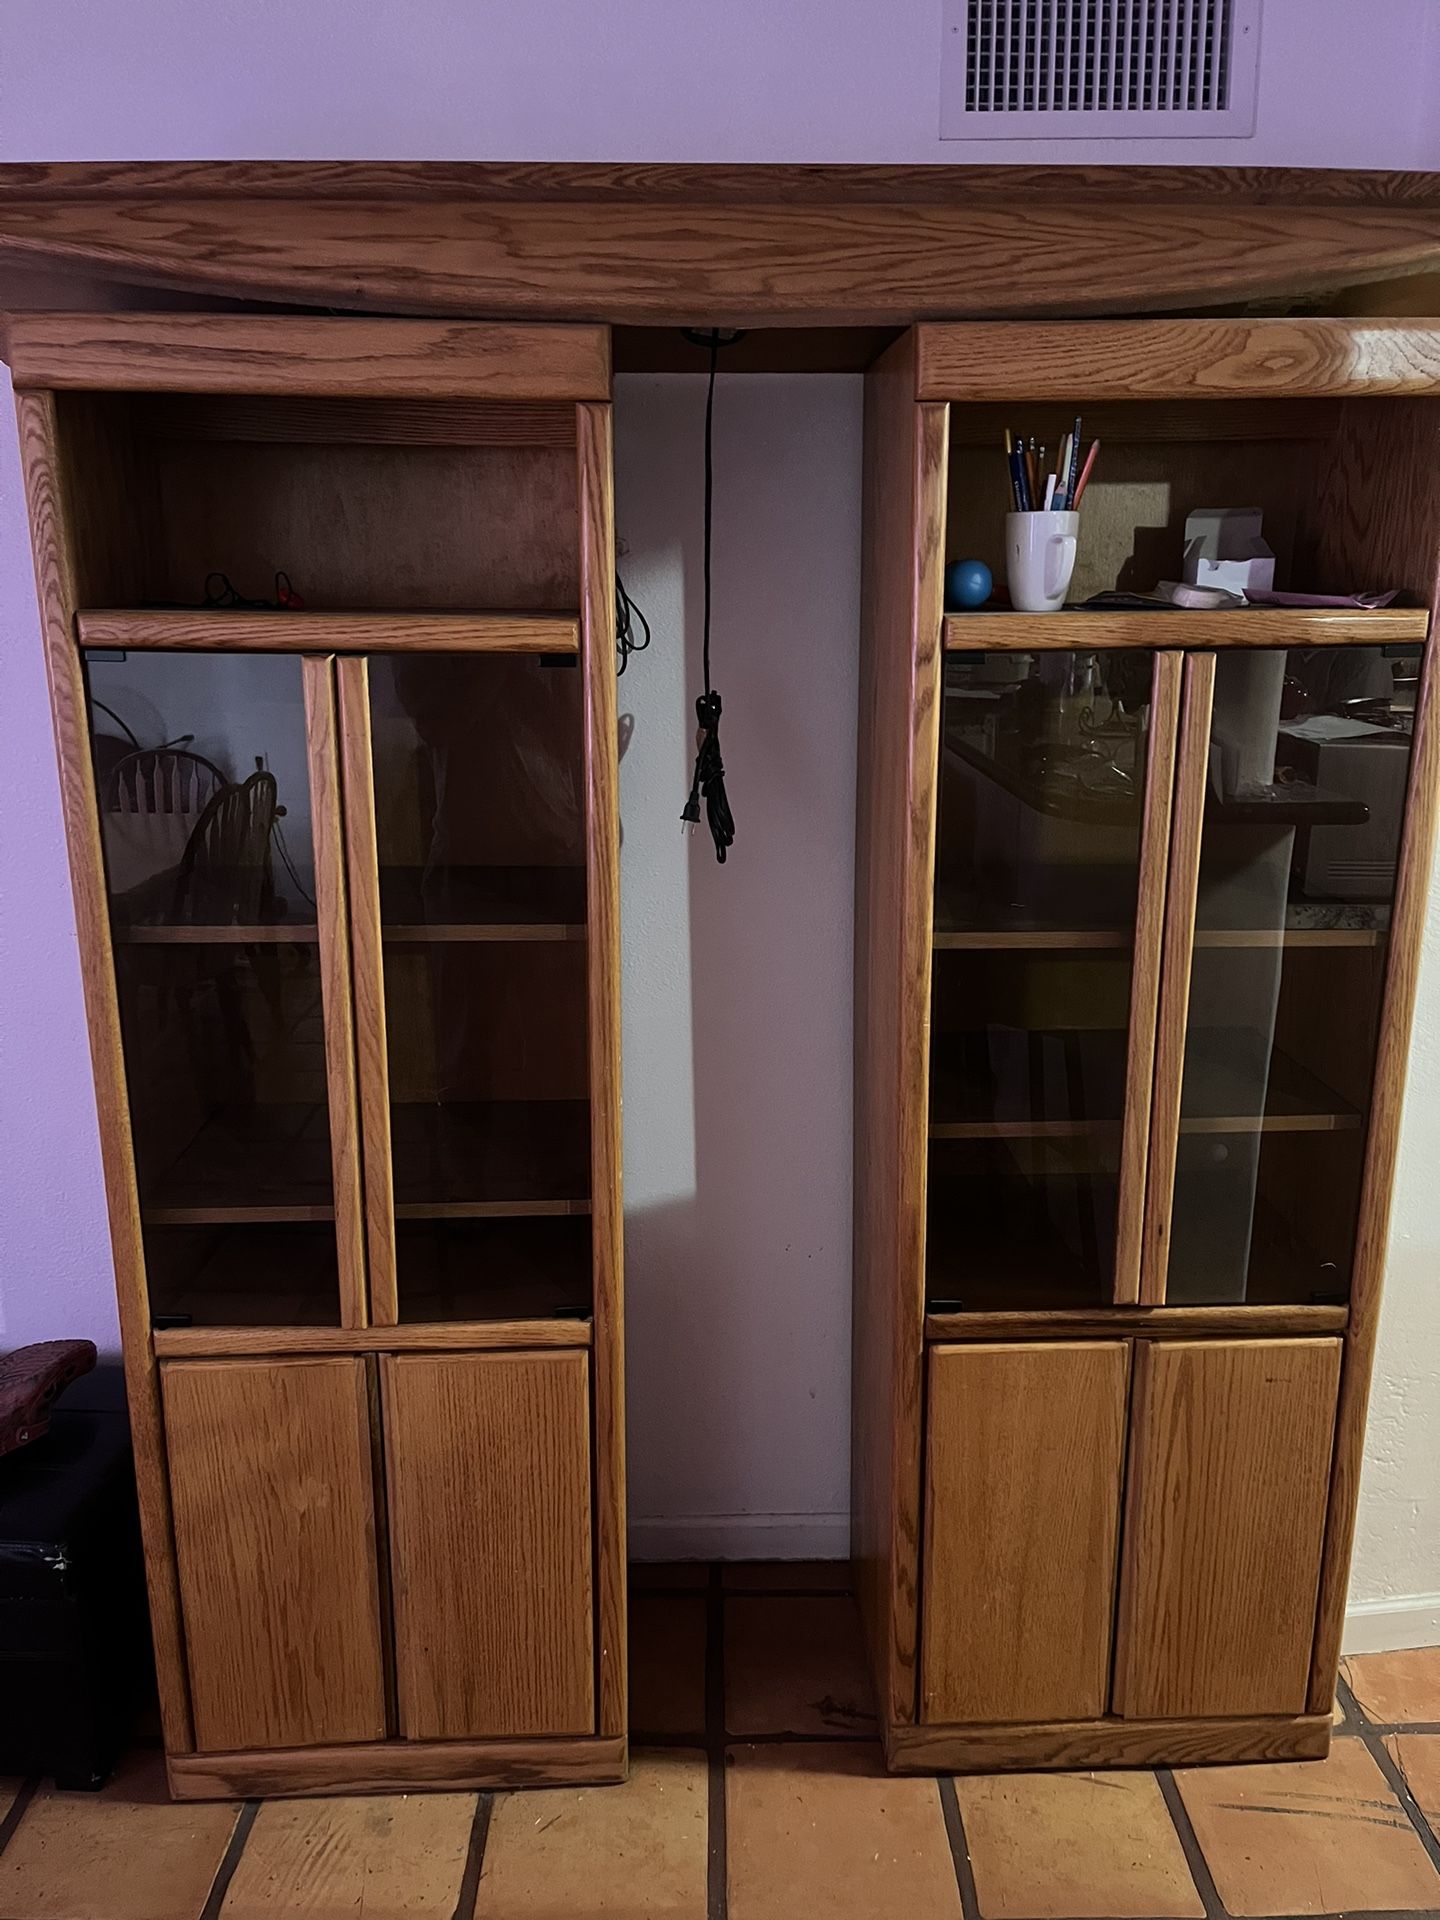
left=1072, top=439, right=1100, bottom=508
left=1004, top=427, right=1025, bottom=510
left=1062, top=414, right=1082, bottom=509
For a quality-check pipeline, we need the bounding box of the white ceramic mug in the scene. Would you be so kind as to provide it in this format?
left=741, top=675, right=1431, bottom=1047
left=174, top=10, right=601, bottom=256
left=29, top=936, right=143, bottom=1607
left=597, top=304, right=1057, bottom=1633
left=1006, top=510, right=1078, bottom=613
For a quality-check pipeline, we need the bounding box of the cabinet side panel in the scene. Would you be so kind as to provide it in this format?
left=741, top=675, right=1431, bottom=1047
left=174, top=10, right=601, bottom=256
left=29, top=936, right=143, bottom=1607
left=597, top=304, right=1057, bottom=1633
left=577, top=399, right=626, bottom=1738
left=1308, top=399, right=1440, bottom=1710
left=384, top=1350, right=594, bottom=1740
left=14, top=389, right=196, bottom=1752
left=1115, top=1337, right=1341, bottom=1720
left=852, top=334, right=946, bottom=1729
left=922, top=1342, right=1129, bottom=1724
left=161, top=1356, right=388, bottom=1751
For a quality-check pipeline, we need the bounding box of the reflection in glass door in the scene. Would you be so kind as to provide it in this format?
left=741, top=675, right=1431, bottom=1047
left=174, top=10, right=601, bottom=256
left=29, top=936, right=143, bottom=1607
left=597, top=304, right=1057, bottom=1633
left=340, top=652, right=593, bottom=1325
left=928, top=648, right=1180, bottom=1310
left=1147, top=645, right=1422, bottom=1306
left=84, top=649, right=360, bottom=1327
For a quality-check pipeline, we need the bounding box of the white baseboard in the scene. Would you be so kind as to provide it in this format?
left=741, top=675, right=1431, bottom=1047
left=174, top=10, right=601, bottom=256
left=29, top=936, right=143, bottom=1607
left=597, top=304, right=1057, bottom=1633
left=1343, top=1593, right=1440, bottom=1655
left=628, top=1511, right=850, bottom=1562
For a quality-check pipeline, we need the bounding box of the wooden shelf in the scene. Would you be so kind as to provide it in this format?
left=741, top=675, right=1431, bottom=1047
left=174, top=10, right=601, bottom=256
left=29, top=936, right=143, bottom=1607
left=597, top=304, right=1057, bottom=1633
left=76, top=609, right=581, bottom=654
left=924, top=1304, right=1349, bottom=1340
left=152, top=1319, right=593, bottom=1358
left=1193, top=927, right=1387, bottom=950
left=382, top=924, right=584, bottom=944
left=934, top=925, right=1386, bottom=952
left=942, top=606, right=1431, bottom=652
left=116, top=924, right=320, bottom=945
left=934, top=928, right=1131, bottom=951
left=927, top=1030, right=1360, bottom=1140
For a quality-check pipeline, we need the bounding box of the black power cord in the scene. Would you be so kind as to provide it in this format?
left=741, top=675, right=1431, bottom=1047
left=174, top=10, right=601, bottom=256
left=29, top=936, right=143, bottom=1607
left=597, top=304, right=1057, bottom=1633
left=680, top=328, right=744, bottom=863
left=615, top=569, right=650, bottom=675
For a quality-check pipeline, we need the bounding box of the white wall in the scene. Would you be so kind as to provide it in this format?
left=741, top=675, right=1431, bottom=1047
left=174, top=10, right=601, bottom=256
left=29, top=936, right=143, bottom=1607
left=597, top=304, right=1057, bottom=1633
left=615, top=375, right=861, bottom=1557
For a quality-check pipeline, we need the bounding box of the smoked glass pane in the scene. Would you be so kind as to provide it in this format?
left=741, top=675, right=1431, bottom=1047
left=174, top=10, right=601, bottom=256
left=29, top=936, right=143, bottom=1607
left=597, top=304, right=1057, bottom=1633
left=1167, top=644, right=1419, bottom=1305
left=394, top=1219, right=593, bottom=1325
left=928, top=649, right=1154, bottom=1310
left=368, top=652, right=586, bottom=928
left=369, top=654, right=591, bottom=1322
left=84, top=650, right=339, bottom=1327
left=935, top=648, right=1151, bottom=935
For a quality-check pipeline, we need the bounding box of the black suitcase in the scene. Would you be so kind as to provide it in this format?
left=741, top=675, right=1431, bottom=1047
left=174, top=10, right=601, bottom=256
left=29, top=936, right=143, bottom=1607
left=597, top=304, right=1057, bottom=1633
left=0, top=1409, right=153, bottom=1788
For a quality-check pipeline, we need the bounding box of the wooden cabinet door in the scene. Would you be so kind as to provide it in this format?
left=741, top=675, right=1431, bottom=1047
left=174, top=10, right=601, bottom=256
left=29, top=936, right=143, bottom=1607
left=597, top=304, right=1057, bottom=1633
left=922, top=1341, right=1129, bottom=1724
left=383, top=1350, right=594, bottom=1739
left=1114, top=1337, right=1342, bottom=1719
left=161, top=1358, right=387, bottom=1752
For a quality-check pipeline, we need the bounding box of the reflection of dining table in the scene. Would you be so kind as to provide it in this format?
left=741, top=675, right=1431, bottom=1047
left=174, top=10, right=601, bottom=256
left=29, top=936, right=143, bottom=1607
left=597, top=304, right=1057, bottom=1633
left=945, top=729, right=1371, bottom=831
left=943, top=730, right=1139, bottom=828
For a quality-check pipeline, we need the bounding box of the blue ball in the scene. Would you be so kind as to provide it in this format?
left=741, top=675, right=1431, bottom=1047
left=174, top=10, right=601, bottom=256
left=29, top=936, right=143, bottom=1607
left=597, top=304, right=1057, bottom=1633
left=945, top=559, right=992, bottom=610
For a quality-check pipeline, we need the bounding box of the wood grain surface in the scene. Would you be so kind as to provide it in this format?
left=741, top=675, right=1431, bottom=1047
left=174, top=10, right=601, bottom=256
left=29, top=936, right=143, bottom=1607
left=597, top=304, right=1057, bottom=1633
left=578, top=400, right=627, bottom=1741
left=941, top=607, right=1429, bottom=652
left=0, top=168, right=1437, bottom=321
left=160, top=1357, right=387, bottom=1753
left=302, top=657, right=367, bottom=1329
left=917, top=320, right=1440, bottom=402
left=151, top=1319, right=592, bottom=1358
left=1307, top=399, right=1440, bottom=1711
left=852, top=333, right=948, bottom=1733
left=886, top=1713, right=1331, bottom=1775
left=1113, top=1337, right=1342, bottom=1720
left=335, top=657, right=397, bottom=1326
left=923, top=1304, right=1348, bottom=1341
left=3, top=315, right=611, bottom=397
left=75, top=610, right=580, bottom=653
left=4, top=160, right=1439, bottom=205
left=167, top=1733, right=627, bottom=1800
left=1139, top=653, right=1216, bottom=1305
left=1113, top=653, right=1181, bottom=1305
left=922, top=1342, right=1129, bottom=1725
left=382, top=1350, right=594, bottom=1741
left=15, top=388, right=196, bottom=1753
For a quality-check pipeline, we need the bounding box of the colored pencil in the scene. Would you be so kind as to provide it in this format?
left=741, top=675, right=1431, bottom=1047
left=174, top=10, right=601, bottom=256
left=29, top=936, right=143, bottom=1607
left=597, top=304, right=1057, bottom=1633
left=1072, top=439, right=1100, bottom=507
left=1064, top=414, right=1082, bottom=509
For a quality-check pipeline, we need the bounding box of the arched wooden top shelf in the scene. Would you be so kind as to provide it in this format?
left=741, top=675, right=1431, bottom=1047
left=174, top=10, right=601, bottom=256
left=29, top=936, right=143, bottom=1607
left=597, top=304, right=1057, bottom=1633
left=0, top=162, right=1436, bottom=325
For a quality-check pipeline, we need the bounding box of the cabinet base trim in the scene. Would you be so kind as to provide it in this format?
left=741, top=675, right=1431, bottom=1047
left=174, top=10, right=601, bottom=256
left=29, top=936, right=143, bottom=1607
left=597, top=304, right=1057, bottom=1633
left=167, top=1734, right=627, bottom=1800
left=885, top=1715, right=1330, bottom=1774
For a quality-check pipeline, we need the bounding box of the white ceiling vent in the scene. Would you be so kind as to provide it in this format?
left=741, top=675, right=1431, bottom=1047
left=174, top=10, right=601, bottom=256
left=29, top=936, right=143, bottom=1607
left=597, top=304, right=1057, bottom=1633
left=940, top=0, right=1262, bottom=138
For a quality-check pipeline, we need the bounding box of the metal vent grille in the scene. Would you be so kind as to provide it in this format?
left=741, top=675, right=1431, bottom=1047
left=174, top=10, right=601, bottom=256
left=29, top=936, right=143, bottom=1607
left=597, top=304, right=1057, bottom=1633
left=941, top=0, right=1261, bottom=137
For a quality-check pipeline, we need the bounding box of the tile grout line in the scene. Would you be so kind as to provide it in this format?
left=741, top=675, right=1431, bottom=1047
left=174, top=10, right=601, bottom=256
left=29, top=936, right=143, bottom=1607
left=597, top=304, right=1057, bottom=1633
left=451, top=1792, right=494, bottom=1920
left=197, top=1797, right=260, bottom=1920
left=706, top=1563, right=729, bottom=1920
left=1361, top=1725, right=1440, bottom=1878
left=1335, top=1671, right=1366, bottom=1733
left=0, top=1780, right=38, bottom=1863
left=1156, top=1768, right=1228, bottom=1920
left=937, top=1775, right=982, bottom=1920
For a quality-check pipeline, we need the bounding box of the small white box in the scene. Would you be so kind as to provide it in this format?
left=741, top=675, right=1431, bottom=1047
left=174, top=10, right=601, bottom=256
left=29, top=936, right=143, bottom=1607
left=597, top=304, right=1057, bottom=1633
left=1183, top=508, right=1275, bottom=596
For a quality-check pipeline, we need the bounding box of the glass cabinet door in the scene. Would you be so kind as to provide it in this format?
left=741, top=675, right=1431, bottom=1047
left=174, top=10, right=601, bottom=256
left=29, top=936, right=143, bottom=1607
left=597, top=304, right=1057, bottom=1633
left=344, top=652, right=592, bottom=1325
left=84, top=649, right=356, bottom=1327
left=928, top=647, right=1179, bottom=1311
left=1150, top=644, right=1423, bottom=1306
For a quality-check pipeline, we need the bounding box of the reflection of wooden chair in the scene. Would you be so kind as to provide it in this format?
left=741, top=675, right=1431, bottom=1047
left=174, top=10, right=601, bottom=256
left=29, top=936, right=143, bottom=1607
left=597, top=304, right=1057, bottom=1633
left=101, top=748, right=227, bottom=909
left=172, top=770, right=281, bottom=927
left=169, top=772, right=285, bottom=1080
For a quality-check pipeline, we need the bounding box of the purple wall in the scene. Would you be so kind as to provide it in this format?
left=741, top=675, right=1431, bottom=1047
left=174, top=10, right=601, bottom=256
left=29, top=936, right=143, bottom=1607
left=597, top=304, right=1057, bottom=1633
left=0, top=0, right=1436, bottom=167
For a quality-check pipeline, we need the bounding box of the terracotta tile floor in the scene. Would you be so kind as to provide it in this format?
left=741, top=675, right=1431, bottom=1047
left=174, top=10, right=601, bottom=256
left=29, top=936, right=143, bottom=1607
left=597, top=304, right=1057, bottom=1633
left=3, top=1569, right=1440, bottom=1920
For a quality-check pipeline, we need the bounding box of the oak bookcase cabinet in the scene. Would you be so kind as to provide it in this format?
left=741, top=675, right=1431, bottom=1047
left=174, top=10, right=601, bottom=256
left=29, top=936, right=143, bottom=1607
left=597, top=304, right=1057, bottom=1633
left=10, top=316, right=625, bottom=1799
left=854, top=320, right=1440, bottom=1773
